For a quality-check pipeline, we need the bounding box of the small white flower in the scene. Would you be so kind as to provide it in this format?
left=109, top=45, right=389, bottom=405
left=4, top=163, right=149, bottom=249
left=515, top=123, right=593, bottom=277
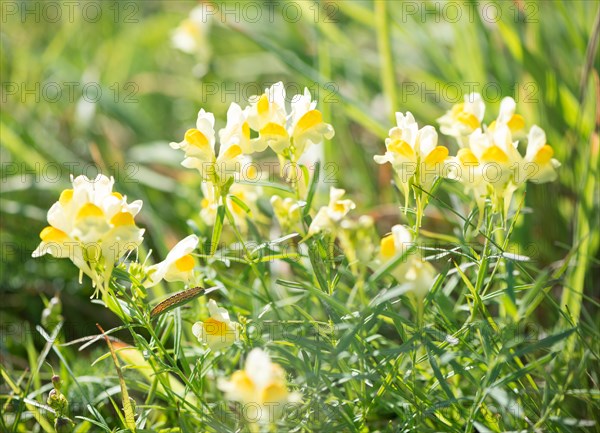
left=379, top=225, right=436, bottom=299
left=438, top=92, right=485, bottom=143
left=144, top=235, right=199, bottom=288
left=172, top=5, right=212, bottom=58
left=218, top=348, right=300, bottom=423
left=192, top=300, right=240, bottom=351
left=170, top=109, right=245, bottom=187
left=522, top=125, right=560, bottom=183
left=308, top=187, right=356, bottom=235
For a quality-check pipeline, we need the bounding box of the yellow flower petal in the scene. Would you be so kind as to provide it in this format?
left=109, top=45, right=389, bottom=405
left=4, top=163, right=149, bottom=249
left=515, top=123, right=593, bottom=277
left=387, top=139, right=415, bottom=158
left=110, top=211, right=135, bottom=227
left=59, top=189, right=73, bottom=206
left=424, top=146, right=449, bottom=165
left=242, top=121, right=250, bottom=139
left=457, top=148, right=479, bottom=165
left=260, top=122, right=288, bottom=137
left=203, top=318, right=227, bottom=336
left=380, top=234, right=396, bottom=259
left=230, top=370, right=256, bottom=398
left=112, top=192, right=123, bottom=200
left=257, top=94, right=269, bottom=115
left=175, top=254, right=195, bottom=272
left=260, top=382, right=289, bottom=404
left=40, top=226, right=68, bottom=242
left=221, top=144, right=242, bottom=160
left=507, top=114, right=525, bottom=131
left=481, top=145, right=508, bottom=163
left=456, top=112, right=480, bottom=130
left=295, top=110, right=323, bottom=135
left=534, top=144, right=554, bottom=165
left=185, top=128, right=210, bottom=150
left=77, top=203, right=104, bottom=219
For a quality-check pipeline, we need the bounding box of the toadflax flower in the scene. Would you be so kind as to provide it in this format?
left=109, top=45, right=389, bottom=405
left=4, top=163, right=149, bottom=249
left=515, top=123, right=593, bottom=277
left=452, top=124, right=523, bottom=220
left=218, top=348, right=300, bottom=424
left=437, top=92, right=485, bottom=145
left=379, top=224, right=437, bottom=300
left=32, top=174, right=144, bottom=296
left=249, top=83, right=335, bottom=163
left=522, top=125, right=560, bottom=183
left=374, top=112, right=449, bottom=227
left=144, top=234, right=199, bottom=288
left=308, top=187, right=356, bottom=235
left=192, top=299, right=240, bottom=351
left=487, top=96, right=525, bottom=136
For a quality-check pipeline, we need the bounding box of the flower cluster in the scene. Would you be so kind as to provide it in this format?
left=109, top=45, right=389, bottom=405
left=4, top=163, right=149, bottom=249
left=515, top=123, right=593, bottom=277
left=32, top=174, right=144, bottom=296
left=170, top=82, right=335, bottom=225
left=374, top=94, right=560, bottom=228
left=374, top=112, right=449, bottom=226
left=308, top=187, right=356, bottom=236
left=440, top=94, right=560, bottom=224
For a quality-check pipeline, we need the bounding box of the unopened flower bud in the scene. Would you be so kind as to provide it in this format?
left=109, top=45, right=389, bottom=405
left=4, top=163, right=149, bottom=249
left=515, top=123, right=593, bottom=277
left=47, top=389, right=68, bottom=416
left=51, top=375, right=62, bottom=390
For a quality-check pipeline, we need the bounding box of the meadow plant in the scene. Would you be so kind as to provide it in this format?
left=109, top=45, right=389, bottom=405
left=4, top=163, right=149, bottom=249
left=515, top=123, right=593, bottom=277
left=19, top=81, right=593, bottom=432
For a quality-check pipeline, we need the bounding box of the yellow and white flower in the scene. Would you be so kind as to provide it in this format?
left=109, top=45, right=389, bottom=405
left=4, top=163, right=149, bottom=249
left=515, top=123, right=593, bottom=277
left=170, top=109, right=245, bottom=190
left=219, top=102, right=255, bottom=154
left=287, top=88, right=335, bottom=160
left=218, top=348, right=300, bottom=423
left=192, top=299, right=240, bottom=351
left=468, top=124, right=523, bottom=217
left=522, top=125, right=560, bottom=183
left=144, top=234, right=199, bottom=288
left=374, top=112, right=449, bottom=221
left=32, top=175, right=144, bottom=295
left=438, top=92, right=485, bottom=144
left=379, top=225, right=436, bottom=299
left=446, top=146, right=489, bottom=226
left=308, top=187, right=356, bottom=235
